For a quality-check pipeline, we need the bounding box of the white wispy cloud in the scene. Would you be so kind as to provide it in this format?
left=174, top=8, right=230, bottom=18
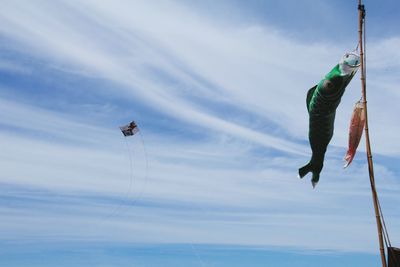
left=1, top=100, right=399, bottom=252
left=0, top=0, right=310, bottom=155
left=0, top=0, right=399, bottom=255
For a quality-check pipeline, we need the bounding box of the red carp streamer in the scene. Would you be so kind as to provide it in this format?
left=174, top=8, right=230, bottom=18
left=344, top=101, right=366, bottom=168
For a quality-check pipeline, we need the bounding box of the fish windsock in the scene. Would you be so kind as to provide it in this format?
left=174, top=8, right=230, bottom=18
left=299, top=52, right=360, bottom=188
left=344, top=101, right=365, bottom=168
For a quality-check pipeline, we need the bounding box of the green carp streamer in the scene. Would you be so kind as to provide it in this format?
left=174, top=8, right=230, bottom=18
left=299, top=52, right=360, bottom=188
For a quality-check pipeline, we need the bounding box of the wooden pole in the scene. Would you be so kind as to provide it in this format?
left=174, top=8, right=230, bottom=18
left=357, top=1, right=387, bottom=266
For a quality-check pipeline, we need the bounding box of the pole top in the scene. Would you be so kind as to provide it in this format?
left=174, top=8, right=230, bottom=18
left=358, top=4, right=365, bottom=18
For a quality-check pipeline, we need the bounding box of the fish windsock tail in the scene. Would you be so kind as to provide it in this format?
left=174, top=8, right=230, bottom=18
left=299, top=162, right=321, bottom=188
left=298, top=163, right=312, bottom=178
left=343, top=152, right=354, bottom=168
left=311, top=173, right=320, bottom=188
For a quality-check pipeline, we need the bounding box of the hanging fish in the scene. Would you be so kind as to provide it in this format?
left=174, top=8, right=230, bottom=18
left=120, top=121, right=139, bottom=137
left=344, top=101, right=365, bottom=168
left=299, top=52, right=360, bottom=187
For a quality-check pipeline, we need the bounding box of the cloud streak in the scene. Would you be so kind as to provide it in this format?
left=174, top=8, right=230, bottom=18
left=0, top=0, right=399, bottom=260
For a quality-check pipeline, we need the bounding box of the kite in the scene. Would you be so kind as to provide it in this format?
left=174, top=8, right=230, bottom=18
left=120, top=121, right=139, bottom=137
left=299, top=51, right=360, bottom=187
left=103, top=120, right=148, bottom=218
left=344, top=100, right=365, bottom=168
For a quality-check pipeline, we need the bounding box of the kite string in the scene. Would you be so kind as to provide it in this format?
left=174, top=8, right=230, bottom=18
left=98, top=136, right=136, bottom=223
left=186, top=192, right=215, bottom=267
left=99, top=131, right=149, bottom=224
left=136, top=132, right=206, bottom=267
left=127, top=130, right=149, bottom=207
left=122, top=126, right=203, bottom=266
left=121, top=135, right=135, bottom=206
left=189, top=243, right=207, bottom=267
left=112, top=132, right=149, bottom=215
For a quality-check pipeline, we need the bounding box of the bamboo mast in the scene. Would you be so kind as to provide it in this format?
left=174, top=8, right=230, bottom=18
left=357, top=1, right=387, bottom=266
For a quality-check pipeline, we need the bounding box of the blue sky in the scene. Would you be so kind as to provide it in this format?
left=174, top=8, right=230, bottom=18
left=0, top=0, right=399, bottom=266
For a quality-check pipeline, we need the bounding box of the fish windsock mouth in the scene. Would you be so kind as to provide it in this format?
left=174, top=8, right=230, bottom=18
left=340, top=52, right=361, bottom=68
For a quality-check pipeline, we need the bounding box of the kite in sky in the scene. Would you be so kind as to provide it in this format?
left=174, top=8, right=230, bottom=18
left=344, top=100, right=365, bottom=168
left=299, top=51, right=360, bottom=187
left=120, top=121, right=139, bottom=137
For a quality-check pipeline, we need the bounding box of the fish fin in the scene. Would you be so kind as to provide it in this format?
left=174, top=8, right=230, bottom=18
left=306, top=85, right=317, bottom=112
left=343, top=153, right=353, bottom=168
left=298, top=163, right=312, bottom=178
left=311, top=173, right=320, bottom=188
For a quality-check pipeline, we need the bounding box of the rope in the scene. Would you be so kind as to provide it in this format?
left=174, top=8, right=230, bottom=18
left=99, top=136, right=136, bottom=222
left=358, top=3, right=388, bottom=266
left=129, top=130, right=149, bottom=207
left=377, top=196, right=399, bottom=267
left=363, top=10, right=366, bottom=100
left=359, top=6, right=399, bottom=267
left=353, top=43, right=359, bottom=54
left=116, top=131, right=149, bottom=213
left=99, top=130, right=149, bottom=224
left=378, top=198, right=392, bottom=247
left=362, top=8, right=393, bottom=250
